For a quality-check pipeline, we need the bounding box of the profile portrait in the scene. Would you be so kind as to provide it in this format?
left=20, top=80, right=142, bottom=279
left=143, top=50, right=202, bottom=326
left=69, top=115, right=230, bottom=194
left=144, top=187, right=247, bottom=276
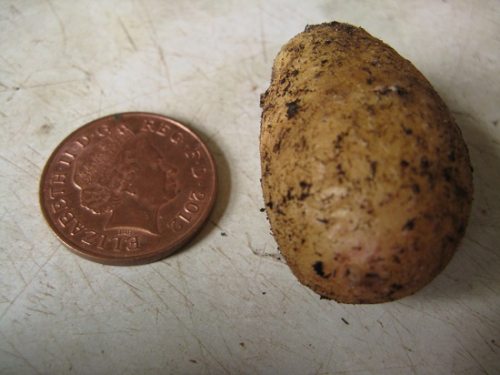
left=73, top=126, right=178, bottom=234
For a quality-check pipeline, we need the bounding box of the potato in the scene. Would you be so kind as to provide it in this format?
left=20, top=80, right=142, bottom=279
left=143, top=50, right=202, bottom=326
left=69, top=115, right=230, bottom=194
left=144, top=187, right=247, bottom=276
left=260, top=22, right=473, bottom=304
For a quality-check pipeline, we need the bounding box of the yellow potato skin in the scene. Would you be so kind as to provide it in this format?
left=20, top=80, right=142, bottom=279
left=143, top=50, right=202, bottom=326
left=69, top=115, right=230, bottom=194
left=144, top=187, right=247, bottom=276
left=260, top=22, right=473, bottom=304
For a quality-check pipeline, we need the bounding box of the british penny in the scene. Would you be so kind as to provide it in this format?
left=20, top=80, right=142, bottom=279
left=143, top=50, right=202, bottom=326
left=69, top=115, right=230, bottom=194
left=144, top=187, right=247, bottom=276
left=39, top=113, right=217, bottom=265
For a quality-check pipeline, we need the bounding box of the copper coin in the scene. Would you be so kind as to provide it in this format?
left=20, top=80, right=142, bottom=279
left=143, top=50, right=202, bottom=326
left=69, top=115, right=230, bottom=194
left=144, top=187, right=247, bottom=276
left=39, top=113, right=217, bottom=265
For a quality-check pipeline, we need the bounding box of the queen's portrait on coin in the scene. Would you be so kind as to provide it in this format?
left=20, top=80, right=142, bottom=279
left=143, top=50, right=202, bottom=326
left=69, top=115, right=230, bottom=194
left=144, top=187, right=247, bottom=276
left=73, top=126, right=178, bottom=234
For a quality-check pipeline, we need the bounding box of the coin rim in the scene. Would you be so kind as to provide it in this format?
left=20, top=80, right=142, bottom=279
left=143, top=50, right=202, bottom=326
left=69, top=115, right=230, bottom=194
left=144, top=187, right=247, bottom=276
left=39, top=112, right=218, bottom=265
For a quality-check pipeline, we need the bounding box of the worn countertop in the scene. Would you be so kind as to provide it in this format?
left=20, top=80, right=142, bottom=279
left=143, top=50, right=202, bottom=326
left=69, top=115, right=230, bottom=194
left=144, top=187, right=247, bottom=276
left=1, top=1, right=499, bottom=374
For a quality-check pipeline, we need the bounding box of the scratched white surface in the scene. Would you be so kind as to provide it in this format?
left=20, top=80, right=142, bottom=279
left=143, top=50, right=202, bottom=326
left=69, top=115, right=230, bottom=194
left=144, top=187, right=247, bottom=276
left=1, top=1, right=499, bottom=374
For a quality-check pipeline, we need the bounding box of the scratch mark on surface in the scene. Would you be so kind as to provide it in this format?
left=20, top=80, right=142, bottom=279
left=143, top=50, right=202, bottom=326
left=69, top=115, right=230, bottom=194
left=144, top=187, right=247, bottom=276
left=258, top=2, right=268, bottom=62
left=148, top=265, right=194, bottom=307
left=173, top=257, right=199, bottom=334
left=144, top=266, right=231, bottom=374
left=0, top=206, right=10, bottom=223
left=171, top=305, right=231, bottom=374
left=23, top=156, right=41, bottom=172
left=4, top=86, right=20, bottom=102
left=23, top=79, right=82, bottom=90
left=46, top=0, right=67, bottom=53
left=138, top=0, right=173, bottom=89
left=112, top=273, right=144, bottom=302
left=75, top=261, right=97, bottom=295
left=1, top=240, right=29, bottom=287
left=0, top=153, right=38, bottom=180
left=218, top=326, right=235, bottom=362
left=0, top=54, right=18, bottom=74
left=157, top=46, right=173, bottom=88
left=27, top=306, right=56, bottom=316
left=479, top=330, right=498, bottom=354
left=314, top=341, right=336, bottom=375
left=209, top=245, right=247, bottom=274
left=0, top=245, right=60, bottom=321
left=464, top=236, right=497, bottom=257
left=0, top=332, right=41, bottom=374
left=456, top=336, right=489, bottom=374
left=118, top=17, right=138, bottom=51
left=252, top=247, right=264, bottom=283
left=209, top=219, right=225, bottom=232
left=10, top=188, right=30, bottom=215
left=27, top=144, right=42, bottom=157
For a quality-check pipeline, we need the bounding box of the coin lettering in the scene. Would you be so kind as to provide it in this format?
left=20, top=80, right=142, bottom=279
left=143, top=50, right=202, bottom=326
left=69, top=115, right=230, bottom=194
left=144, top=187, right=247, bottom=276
left=51, top=198, right=68, bottom=213
left=140, top=119, right=172, bottom=137
left=81, top=231, right=141, bottom=252
left=170, top=131, right=184, bottom=144
left=40, top=113, right=217, bottom=265
left=49, top=172, right=67, bottom=199
left=191, top=166, right=207, bottom=178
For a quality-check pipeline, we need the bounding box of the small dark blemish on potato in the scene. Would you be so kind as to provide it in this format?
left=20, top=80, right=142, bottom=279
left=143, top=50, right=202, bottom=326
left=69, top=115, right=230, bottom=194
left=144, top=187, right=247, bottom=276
left=313, top=261, right=330, bottom=278
left=365, top=273, right=379, bottom=278
left=412, top=183, right=420, bottom=194
left=298, top=181, right=312, bottom=200
left=259, top=92, right=268, bottom=108
left=401, top=160, right=410, bottom=167
left=394, top=86, right=407, bottom=95
left=402, top=219, right=416, bottom=231
left=273, top=141, right=281, bottom=152
left=286, top=100, right=299, bottom=119
left=420, top=156, right=431, bottom=171
left=391, top=283, right=403, bottom=290
left=337, top=163, right=346, bottom=176
left=443, top=167, right=452, bottom=182
left=370, top=161, right=378, bottom=177
left=361, top=66, right=372, bottom=75
left=455, top=184, right=469, bottom=198
left=344, top=25, right=356, bottom=36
